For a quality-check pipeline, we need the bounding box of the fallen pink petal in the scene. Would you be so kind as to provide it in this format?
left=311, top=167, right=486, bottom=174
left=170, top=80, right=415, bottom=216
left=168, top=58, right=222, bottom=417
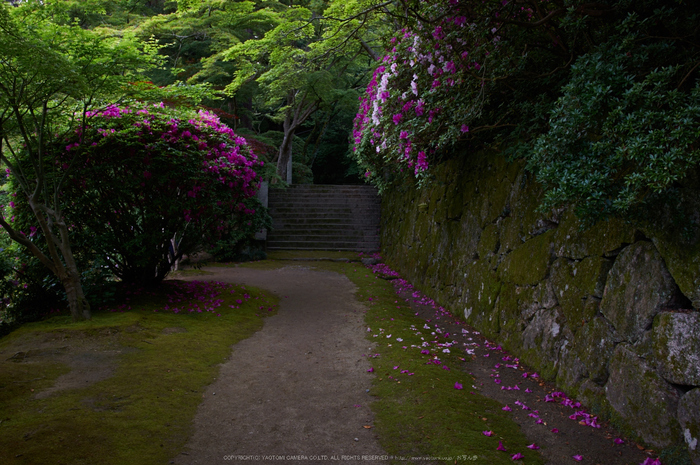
left=454, top=382, right=463, bottom=390
left=483, top=430, right=493, bottom=436
left=511, top=453, right=524, bottom=460
left=526, top=443, right=540, bottom=450
left=497, top=441, right=507, bottom=451
left=573, top=455, right=583, bottom=461
left=614, top=438, right=625, bottom=444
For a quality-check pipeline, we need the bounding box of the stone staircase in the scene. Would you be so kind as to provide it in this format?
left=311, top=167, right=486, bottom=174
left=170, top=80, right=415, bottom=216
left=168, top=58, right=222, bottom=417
left=266, top=184, right=381, bottom=252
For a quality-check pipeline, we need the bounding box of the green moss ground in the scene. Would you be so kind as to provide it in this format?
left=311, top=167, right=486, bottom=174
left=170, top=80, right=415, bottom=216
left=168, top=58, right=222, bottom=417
left=0, top=281, right=278, bottom=465
left=238, top=258, right=545, bottom=464
left=2, top=256, right=544, bottom=465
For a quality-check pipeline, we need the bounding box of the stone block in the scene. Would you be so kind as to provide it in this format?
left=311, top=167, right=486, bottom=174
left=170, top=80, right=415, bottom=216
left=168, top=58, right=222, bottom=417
left=461, top=262, right=502, bottom=337
left=600, top=242, right=678, bottom=343
left=557, top=343, right=589, bottom=392
left=521, top=307, right=567, bottom=379
left=498, top=229, right=554, bottom=286
left=606, top=344, right=680, bottom=448
left=653, top=312, right=700, bottom=386
left=678, top=388, right=700, bottom=465
left=650, top=237, right=700, bottom=310
left=477, top=222, right=500, bottom=260
left=575, top=316, right=621, bottom=384
left=550, top=256, right=613, bottom=329
left=554, top=211, right=635, bottom=260
left=494, top=282, right=534, bottom=348
left=577, top=379, right=606, bottom=410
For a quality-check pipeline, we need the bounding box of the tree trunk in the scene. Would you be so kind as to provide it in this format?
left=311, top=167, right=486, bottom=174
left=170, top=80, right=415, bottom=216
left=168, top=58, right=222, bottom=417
left=62, top=273, right=91, bottom=321
left=275, top=92, right=320, bottom=183
left=277, top=115, right=295, bottom=183
left=24, top=195, right=92, bottom=321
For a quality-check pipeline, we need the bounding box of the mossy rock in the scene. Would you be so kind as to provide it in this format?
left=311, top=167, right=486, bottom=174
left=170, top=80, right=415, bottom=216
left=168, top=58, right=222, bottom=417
left=600, top=242, right=679, bottom=343
left=652, top=311, right=700, bottom=386
left=453, top=212, right=482, bottom=260
left=574, top=316, right=621, bottom=384
left=428, top=184, right=447, bottom=222
left=462, top=262, right=502, bottom=337
left=510, top=174, right=551, bottom=238
left=553, top=211, right=635, bottom=260
left=498, top=216, right=523, bottom=253
left=477, top=222, right=500, bottom=260
left=520, top=307, right=567, bottom=379
left=576, top=378, right=607, bottom=412
left=650, top=236, right=700, bottom=310
left=556, top=344, right=589, bottom=394
left=606, top=344, right=681, bottom=448
left=494, top=282, right=534, bottom=348
left=480, top=176, right=512, bottom=227
left=494, top=170, right=548, bottom=253
left=550, top=256, right=613, bottom=330
left=498, top=229, right=555, bottom=286
left=445, top=180, right=466, bottom=221
left=678, top=388, right=700, bottom=465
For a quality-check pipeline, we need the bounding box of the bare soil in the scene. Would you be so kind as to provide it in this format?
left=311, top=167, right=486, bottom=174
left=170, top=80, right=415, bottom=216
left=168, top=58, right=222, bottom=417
left=173, top=265, right=387, bottom=465
left=1, top=328, right=128, bottom=400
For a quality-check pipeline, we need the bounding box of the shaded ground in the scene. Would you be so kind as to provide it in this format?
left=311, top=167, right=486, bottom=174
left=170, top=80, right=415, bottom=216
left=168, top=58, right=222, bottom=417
left=1, top=328, right=127, bottom=400
left=173, top=265, right=387, bottom=464
left=396, top=283, right=653, bottom=465
left=173, top=259, right=652, bottom=465
left=0, top=256, right=658, bottom=465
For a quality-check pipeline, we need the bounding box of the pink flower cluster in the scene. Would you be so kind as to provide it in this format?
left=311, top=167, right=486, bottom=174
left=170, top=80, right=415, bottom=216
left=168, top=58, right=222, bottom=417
left=351, top=2, right=479, bottom=185
left=65, top=103, right=262, bottom=227
left=351, top=1, right=545, bottom=191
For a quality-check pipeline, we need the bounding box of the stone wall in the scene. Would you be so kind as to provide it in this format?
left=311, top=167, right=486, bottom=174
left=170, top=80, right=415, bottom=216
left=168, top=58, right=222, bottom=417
left=381, top=149, right=700, bottom=463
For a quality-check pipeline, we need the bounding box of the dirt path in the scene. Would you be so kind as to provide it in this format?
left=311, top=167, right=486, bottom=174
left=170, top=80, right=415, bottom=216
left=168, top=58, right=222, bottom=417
left=170, top=261, right=655, bottom=465
left=173, top=265, right=387, bottom=465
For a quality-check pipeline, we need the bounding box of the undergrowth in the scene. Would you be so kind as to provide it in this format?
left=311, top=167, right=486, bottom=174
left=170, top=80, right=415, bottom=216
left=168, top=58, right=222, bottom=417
left=0, top=280, right=278, bottom=465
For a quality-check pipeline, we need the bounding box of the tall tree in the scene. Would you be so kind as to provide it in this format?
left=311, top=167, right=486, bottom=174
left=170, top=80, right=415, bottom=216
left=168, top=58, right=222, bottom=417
left=0, top=1, right=158, bottom=320
left=221, top=0, right=388, bottom=181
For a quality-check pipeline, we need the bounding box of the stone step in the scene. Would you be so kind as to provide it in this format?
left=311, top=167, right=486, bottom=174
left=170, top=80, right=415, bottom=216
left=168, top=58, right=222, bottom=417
left=266, top=184, right=380, bottom=252
left=271, top=218, right=378, bottom=226
left=267, top=233, right=379, bottom=242
left=268, top=199, right=381, bottom=206
left=269, top=226, right=379, bottom=233
left=270, top=213, right=380, bottom=224
left=266, top=240, right=380, bottom=250
left=269, top=208, right=379, bottom=216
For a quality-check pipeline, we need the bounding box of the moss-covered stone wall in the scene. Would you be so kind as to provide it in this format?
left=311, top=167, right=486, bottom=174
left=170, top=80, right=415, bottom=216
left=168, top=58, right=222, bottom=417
left=381, top=149, right=700, bottom=463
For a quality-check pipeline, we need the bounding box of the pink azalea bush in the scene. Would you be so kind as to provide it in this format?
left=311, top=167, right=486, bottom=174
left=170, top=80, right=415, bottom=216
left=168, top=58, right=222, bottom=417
left=54, top=102, right=262, bottom=285
left=351, top=0, right=533, bottom=191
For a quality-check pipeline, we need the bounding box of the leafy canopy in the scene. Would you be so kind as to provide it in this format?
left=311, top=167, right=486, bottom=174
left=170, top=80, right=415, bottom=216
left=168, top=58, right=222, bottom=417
left=350, top=0, right=700, bottom=222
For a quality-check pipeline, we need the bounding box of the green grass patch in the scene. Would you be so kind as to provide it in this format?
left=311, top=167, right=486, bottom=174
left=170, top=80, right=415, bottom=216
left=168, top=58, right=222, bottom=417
left=237, top=258, right=544, bottom=464
left=0, top=280, right=278, bottom=465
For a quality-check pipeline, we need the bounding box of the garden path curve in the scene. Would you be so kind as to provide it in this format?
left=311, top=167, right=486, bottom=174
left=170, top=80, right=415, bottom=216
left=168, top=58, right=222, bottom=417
left=173, top=265, right=387, bottom=465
